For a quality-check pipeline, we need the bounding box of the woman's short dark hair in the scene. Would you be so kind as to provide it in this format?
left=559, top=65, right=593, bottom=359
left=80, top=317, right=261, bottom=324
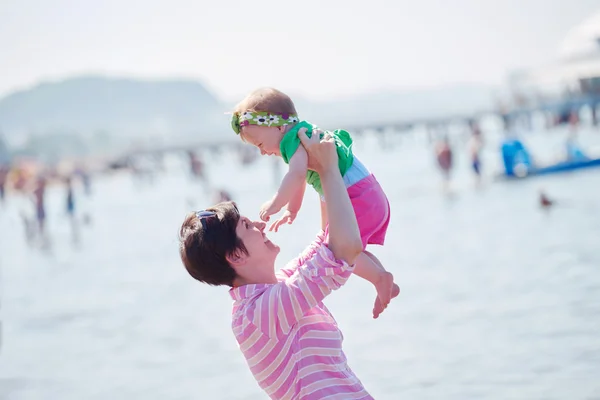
left=178, top=201, right=247, bottom=286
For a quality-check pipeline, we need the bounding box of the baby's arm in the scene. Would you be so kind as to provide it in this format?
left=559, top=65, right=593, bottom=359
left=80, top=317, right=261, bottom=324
left=268, top=174, right=306, bottom=231
left=286, top=179, right=306, bottom=216
left=260, top=146, right=308, bottom=220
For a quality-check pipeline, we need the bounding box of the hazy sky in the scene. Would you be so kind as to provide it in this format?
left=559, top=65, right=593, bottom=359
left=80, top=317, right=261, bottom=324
left=1, top=0, right=598, bottom=101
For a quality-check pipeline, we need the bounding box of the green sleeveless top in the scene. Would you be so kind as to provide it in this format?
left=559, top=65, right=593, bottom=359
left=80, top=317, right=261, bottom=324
left=279, top=121, right=354, bottom=196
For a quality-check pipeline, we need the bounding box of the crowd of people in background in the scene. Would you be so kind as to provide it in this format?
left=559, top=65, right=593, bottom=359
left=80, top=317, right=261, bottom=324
left=432, top=109, right=590, bottom=192
left=0, top=166, right=93, bottom=249
left=433, top=120, right=484, bottom=192
left=0, top=107, right=593, bottom=252
left=0, top=147, right=245, bottom=251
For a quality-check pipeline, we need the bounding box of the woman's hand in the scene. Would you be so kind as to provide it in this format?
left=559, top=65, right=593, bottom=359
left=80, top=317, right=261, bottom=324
left=297, top=128, right=338, bottom=174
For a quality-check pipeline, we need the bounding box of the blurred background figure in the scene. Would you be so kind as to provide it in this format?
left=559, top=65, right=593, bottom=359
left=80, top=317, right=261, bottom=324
left=74, top=163, right=92, bottom=196
left=0, top=164, right=8, bottom=204
left=187, top=150, right=210, bottom=192
left=32, top=176, right=47, bottom=239
left=238, top=145, right=258, bottom=166
left=539, top=189, right=555, bottom=209
left=434, top=135, right=453, bottom=192
left=65, top=176, right=75, bottom=219
left=64, top=175, right=80, bottom=245
left=565, top=129, right=589, bottom=162
left=187, top=150, right=203, bottom=179
left=467, top=121, right=484, bottom=187
left=212, top=188, right=233, bottom=203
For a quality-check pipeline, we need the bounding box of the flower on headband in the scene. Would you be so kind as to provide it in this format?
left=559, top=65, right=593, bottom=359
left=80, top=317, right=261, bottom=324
left=240, top=111, right=254, bottom=121
left=289, top=116, right=299, bottom=123
left=253, top=114, right=268, bottom=125
left=268, top=115, right=280, bottom=126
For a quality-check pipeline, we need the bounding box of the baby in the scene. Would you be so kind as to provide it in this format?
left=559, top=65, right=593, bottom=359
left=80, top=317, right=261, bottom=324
left=231, top=88, right=399, bottom=318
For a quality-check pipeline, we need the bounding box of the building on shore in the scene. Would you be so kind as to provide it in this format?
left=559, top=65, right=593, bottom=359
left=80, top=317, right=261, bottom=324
left=503, top=11, right=600, bottom=124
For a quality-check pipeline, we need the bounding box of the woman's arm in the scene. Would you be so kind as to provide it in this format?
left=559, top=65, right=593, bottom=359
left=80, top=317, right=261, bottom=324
left=250, top=130, right=362, bottom=338
left=301, top=131, right=362, bottom=265
left=319, top=198, right=328, bottom=231
left=250, top=242, right=354, bottom=338
left=276, top=229, right=327, bottom=279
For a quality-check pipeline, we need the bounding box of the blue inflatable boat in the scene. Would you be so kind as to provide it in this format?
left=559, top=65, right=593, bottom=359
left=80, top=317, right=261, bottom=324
left=499, top=139, right=600, bottom=179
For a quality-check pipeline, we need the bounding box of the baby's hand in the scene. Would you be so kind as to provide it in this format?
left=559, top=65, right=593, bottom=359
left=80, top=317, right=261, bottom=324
left=259, top=199, right=281, bottom=222
left=269, top=210, right=297, bottom=232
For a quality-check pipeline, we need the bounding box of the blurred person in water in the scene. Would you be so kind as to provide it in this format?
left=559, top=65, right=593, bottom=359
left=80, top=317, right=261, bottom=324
left=435, top=135, right=453, bottom=192
left=467, top=122, right=484, bottom=187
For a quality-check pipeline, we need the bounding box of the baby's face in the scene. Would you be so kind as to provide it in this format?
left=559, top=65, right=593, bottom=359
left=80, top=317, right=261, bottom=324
left=241, top=125, right=284, bottom=156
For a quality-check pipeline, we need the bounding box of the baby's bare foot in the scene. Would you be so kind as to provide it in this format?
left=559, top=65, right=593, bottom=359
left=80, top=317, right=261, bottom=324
left=374, top=272, right=394, bottom=307
left=373, top=282, right=400, bottom=319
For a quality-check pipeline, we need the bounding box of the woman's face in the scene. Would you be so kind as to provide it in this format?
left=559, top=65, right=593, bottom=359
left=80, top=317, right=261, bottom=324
left=235, top=214, right=280, bottom=265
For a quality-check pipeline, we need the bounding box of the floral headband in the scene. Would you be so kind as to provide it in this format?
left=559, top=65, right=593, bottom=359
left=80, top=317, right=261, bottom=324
left=231, top=111, right=299, bottom=135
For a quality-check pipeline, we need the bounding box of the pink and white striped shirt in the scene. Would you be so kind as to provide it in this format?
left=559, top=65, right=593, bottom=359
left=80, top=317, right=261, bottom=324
left=229, top=231, right=373, bottom=400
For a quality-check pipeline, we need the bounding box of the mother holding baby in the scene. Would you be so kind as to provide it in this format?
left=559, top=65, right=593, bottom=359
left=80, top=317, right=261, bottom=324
left=179, top=130, right=375, bottom=399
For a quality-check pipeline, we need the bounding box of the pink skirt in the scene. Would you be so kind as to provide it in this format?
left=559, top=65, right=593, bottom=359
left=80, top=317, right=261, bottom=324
left=348, top=174, right=390, bottom=249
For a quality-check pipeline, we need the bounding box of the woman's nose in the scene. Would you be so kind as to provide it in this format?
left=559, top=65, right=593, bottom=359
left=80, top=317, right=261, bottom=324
left=255, top=221, right=266, bottom=231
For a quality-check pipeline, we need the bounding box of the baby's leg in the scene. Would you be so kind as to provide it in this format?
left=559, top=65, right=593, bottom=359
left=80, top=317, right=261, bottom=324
left=353, top=251, right=400, bottom=319
left=353, top=251, right=386, bottom=283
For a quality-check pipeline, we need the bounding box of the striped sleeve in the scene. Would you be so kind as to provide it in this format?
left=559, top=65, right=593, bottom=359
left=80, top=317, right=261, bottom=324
left=251, top=243, right=354, bottom=339
left=276, top=230, right=327, bottom=279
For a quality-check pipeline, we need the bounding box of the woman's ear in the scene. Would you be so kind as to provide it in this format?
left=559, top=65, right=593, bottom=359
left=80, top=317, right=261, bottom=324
left=226, top=249, right=247, bottom=268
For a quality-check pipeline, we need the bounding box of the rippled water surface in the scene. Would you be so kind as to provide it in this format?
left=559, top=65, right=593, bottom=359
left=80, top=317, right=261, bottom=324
left=1, top=127, right=600, bottom=399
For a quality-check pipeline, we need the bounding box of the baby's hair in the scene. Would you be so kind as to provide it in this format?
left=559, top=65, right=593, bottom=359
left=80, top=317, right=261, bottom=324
left=234, top=88, right=297, bottom=142
left=233, top=87, right=297, bottom=116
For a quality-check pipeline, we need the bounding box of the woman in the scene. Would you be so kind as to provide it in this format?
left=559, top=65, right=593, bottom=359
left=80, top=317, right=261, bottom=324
left=179, top=130, right=373, bottom=399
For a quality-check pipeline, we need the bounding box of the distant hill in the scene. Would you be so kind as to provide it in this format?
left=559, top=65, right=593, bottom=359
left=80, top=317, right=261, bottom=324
left=0, top=76, right=498, bottom=150
left=0, top=76, right=224, bottom=139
